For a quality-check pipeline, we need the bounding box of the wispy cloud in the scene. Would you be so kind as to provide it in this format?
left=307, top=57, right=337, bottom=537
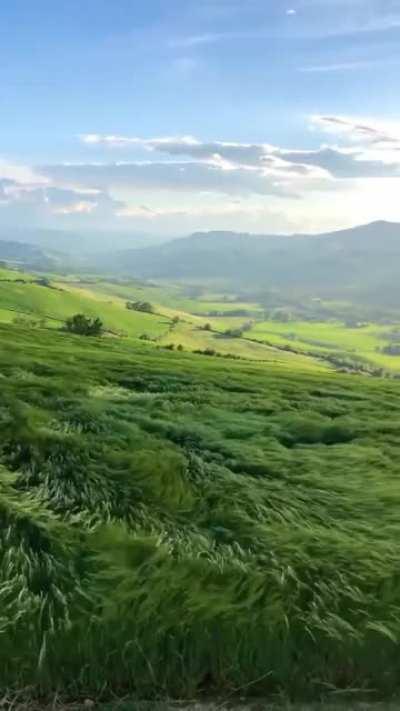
left=168, top=32, right=226, bottom=48
left=79, top=127, right=400, bottom=181
left=310, top=114, right=400, bottom=146
left=300, top=60, right=380, bottom=72
left=4, top=113, right=400, bottom=234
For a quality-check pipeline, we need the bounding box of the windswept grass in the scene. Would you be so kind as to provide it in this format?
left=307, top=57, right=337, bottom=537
left=2, top=322, right=400, bottom=700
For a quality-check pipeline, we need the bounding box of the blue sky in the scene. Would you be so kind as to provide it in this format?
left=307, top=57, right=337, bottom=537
left=2, top=0, right=400, bottom=237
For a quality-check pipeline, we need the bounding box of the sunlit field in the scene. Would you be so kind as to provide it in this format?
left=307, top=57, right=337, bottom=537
left=2, top=319, right=400, bottom=699
left=247, top=320, right=400, bottom=372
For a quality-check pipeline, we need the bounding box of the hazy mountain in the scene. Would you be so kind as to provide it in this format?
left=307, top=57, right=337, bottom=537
left=95, top=221, right=400, bottom=305
left=0, top=240, right=56, bottom=270
left=0, top=228, right=170, bottom=255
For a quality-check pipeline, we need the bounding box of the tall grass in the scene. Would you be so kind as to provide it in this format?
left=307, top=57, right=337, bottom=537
left=2, top=323, right=400, bottom=699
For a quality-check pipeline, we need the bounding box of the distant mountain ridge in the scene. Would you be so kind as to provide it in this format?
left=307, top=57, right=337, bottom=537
left=94, top=220, right=400, bottom=305
left=0, top=240, right=55, bottom=269
left=2, top=221, right=400, bottom=306
left=0, top=227, right=170, bottom=254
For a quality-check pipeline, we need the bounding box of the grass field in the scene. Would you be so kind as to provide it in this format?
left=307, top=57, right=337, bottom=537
left=3, top=267, right=400, bottom=375
left=2, top=320, right=400, bottom=699
left=0, top=270, right=172, bottom=339
left=247, top=320, right=400, bottom=372
left=158, top=321, right=329, bottom=370
left=0, top=269, right=327, bottom=369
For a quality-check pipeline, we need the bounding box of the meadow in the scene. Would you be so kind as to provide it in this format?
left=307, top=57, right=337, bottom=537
left=247, top=320, right=400, bottom=372
left=3, top=267, right=400, bottom=374
left=2, top=318, right=400, bottom=701
left=0, top=269, right=328, bottom=369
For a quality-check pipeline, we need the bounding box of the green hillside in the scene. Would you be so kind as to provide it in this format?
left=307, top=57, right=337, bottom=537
left=0, top=271, right=171, bottom=339
left=0, top=269, right=330, bottom=370
left=2, top=322, right=400, bottom=699
left=247, top=319, right=400, bottom=372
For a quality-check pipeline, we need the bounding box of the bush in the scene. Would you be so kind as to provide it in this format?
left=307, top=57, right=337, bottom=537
left=126, top=301, right=154, bottom=314
left=64, top=314, right=103, bottom=336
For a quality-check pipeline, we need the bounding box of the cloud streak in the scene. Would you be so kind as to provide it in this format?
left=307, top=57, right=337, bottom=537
left=79, top=122, right=400, bottom=182
left=2, top=114, right=400, bottom=234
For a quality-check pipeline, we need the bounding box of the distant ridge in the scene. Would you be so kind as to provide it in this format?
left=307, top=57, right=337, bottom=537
left=0, top=240, right=54, bottom=269
left=93, top=220, right=400, bottom=305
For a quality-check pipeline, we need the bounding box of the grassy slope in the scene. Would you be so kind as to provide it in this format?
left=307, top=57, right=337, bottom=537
left=0, top=279, right=171, bottom=338
left=73, top=278, right=400, bottom=371
left=2, top=322, right=400, bottom=697
left=159, top=321, right=327, bottom=370
left=0, top=271, right=327, bottom=369
left=78, top=278, right=262, bottom=315
left=248, top=320, right=400, bottom=371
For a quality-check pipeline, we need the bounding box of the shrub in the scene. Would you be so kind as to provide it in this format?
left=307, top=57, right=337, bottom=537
left=64, top=314, right=103, bottom=336
left=126, top=301, right=154, bottom=313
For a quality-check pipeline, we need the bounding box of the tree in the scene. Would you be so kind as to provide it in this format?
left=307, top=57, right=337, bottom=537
left=126, top=301, right=154, bottom=314
left=65, top=314, right=103, bottom=336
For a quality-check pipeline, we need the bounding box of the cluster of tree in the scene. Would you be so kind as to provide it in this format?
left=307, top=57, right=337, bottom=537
left=202, top=309, right=254, bottom=317
left=193, top=348, right=241, bottom=359
left=126, top=301, right=154, bottom=314
left=160, top=343, right=184, bottom=351
left=344, top=320, right=369, bottom=329
left=381, top=344, right=400, bottom=356
left=13, top=315, right=47, bottom=329
left=64, top=314, right=103, bottom=336
left=270, top=308, right=294, bottom=323
left=381, top=329, right=400, bottom=343
left=224, top=321, right=253, bottom=338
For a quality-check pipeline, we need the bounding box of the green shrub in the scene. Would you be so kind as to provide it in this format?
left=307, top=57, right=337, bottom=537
left=64, top=314, right=103, bottom=336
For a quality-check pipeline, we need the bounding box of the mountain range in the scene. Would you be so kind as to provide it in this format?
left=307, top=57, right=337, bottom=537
left=1, top=220, right=400, bottom=306
left=93, top=220, right=400, bottom=306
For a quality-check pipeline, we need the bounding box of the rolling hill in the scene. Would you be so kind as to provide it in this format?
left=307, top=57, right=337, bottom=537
left=0, top=239, right=55, bottom=270
left=97, top=220, right=400, bottom=305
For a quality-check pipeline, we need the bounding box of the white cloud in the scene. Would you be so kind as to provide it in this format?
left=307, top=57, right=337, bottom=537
left=4, top=113, right=400, bottom=235
left=0, top=177, right=124, bottom=227
left=168, top=33, right=226, bottom=48
left=78, top=128, right=400, bottom=181
left=40, top=160, right=294, bottom=197
left=0, top=160, right=49, bottom=185
left=310, top=114, right=400, bottom=148
left=300, top=60, right=380, bottom=72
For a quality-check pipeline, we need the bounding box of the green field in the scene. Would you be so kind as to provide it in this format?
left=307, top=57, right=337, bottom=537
left=0, top=269, right=327, bottom=369
left=0, top=270, right=171, bottom=339
left=3, top=265, right=400, bottom=700
left=158, top=321, right=328, bottom=370
left=3, top=266, right=400, bottom=376
left=247, top=319, right=400, bottom=372
left=2, top=319, right=400, bottom=699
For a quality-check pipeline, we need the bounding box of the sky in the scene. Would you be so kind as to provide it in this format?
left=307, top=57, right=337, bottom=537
left=2, top=0, right=400, bottom=239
